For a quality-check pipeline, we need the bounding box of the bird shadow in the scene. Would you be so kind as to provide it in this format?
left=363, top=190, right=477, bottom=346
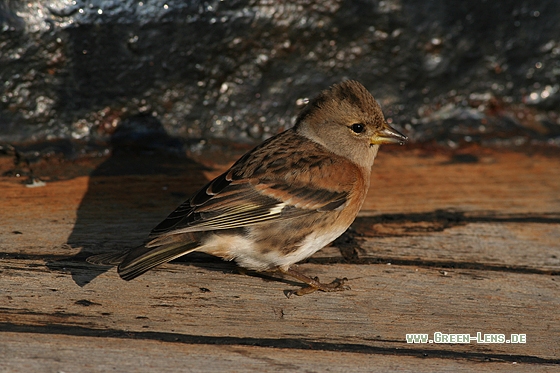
left=46, top=114, right=210, bottom=286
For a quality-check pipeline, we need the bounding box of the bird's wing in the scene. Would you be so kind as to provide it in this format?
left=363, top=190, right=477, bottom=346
left=148, top=169, right=350, bottom=238
left=148, top=130, right=359, bottom=239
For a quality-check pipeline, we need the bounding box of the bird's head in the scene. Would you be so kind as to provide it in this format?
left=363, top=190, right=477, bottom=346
left=296, top=80, right=407, bottom=168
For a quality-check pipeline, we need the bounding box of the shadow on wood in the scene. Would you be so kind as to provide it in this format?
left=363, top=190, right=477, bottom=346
left=49, top=115, right=210, bottom=286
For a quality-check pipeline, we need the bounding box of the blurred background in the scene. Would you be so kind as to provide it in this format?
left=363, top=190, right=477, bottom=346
left=1, top=0, right=559, bottom=159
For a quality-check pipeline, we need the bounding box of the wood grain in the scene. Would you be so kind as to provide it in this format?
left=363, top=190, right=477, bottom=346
left=2, top=332, right=555, bottom=373
left=2, top=259, right=559, bottom=358
left=1, top=147, right=559, bottom=371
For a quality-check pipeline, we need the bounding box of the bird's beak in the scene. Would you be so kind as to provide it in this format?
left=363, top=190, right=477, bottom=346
left=370, top=123, right=408, bottom=145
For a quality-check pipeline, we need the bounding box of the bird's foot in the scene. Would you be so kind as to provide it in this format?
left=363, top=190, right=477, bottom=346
left=279, top=268, right=350, bottom=297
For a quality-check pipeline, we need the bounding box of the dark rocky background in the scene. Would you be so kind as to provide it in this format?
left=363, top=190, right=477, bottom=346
left=1, top=0, right=560, bottom=157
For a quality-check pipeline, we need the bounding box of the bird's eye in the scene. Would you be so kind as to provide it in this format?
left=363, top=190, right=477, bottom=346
left=350, top=123, right=365, bottom=134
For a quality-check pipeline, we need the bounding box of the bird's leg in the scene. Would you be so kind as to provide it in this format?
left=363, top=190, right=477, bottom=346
left=278, top=267, right=350, bottom=297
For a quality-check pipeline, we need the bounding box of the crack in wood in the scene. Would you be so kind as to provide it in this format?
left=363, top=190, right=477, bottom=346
left=353, top=210, right=560, bottom=238
left=306, top=256, right=560, bottom=276
left=0, top=322, right=557, bottom=365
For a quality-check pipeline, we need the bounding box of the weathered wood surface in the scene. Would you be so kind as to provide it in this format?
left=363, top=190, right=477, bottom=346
left=1, top=146, right=559, bottom=371
left=2, top=333, right=556, bottom=373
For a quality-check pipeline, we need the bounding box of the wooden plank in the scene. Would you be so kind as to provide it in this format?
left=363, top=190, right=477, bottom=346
left=362, top=148, right=560, bottom=215
left=1, top=147, right=559, bottom=370
left=1, top=259, right=559, bottom=361
left=1, top=148, right=559, bottom=256
left=311, top=221, right=560, bottom=273
left=1, top=332, right=555, bottom=373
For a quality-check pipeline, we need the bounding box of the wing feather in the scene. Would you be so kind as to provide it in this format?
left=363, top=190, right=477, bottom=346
left=148, top=130, right=358, bottom=239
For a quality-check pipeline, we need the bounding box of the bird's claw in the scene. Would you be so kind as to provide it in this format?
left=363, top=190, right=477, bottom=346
left=285, top=277, right=350, bottom=298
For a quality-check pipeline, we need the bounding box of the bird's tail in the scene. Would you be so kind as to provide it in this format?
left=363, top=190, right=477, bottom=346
left=118, top=241, right=199, bottom=280
left=87, top=239, right=199, bottom=281
left=87, top=250, right=130, bottom=266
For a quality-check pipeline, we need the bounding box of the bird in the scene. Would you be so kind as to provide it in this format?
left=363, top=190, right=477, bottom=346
left=87, top=80, right=407, bottom=296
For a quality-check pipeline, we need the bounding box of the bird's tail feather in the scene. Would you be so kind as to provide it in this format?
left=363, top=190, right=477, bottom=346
left=117, top=241, right=199, bottom=281
left=87, top=251, right=130, bottom=266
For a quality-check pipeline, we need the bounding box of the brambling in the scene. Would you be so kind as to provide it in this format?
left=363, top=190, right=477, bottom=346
left=88, top=80, right=407, bottom=296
